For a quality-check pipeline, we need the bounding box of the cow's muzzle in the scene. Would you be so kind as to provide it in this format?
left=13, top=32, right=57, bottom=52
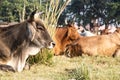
left=47, top=42, right=55, bottom=49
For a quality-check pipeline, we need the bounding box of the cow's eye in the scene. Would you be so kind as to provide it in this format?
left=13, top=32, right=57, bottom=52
left=36, top=23, right=45, bottom=31
left=37, top=26, right=44, bottom=30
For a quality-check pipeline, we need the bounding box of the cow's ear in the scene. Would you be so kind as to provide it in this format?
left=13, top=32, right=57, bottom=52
left=67, top=22, right=74, bottom=27
left=28, top=9, right=37, bottom=21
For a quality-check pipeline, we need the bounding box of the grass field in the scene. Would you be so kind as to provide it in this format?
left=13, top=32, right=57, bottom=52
left=0, top=55, right=120, bottom=80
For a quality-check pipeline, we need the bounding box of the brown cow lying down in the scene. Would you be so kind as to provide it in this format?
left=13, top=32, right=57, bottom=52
left=66, top=28, right=120, bottom=57
left=53, top=23, right=80, bottom=55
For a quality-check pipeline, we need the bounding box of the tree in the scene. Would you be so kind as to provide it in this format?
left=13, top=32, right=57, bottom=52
left=0, top=0, right=44, bottom=22
left=58, top=0, right=120, bottom=26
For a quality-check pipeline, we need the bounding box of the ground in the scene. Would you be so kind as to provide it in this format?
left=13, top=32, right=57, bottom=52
left=0, top=55, right=120, bottom=80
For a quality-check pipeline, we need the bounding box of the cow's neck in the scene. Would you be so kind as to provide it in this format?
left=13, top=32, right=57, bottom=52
left=0, top=22, right=28, bottom=52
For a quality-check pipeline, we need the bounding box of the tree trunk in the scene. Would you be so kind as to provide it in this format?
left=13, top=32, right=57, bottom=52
left=21, top=2, right=26, bottom=22
left=0, top=0, right=2, bottom=5
left=18, top=11, right=21, bottom=22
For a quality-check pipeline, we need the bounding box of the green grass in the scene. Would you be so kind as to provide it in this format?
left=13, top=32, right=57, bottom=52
left=28, top=49, right=54, bottom=65
left=0, top=55, right=120, bottom=80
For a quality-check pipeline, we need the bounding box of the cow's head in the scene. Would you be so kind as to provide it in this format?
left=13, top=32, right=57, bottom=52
left=53, top=23, right=80, bottom=56
left=27, top=10, right=55, bottom=49
left=0, top=10, right=55, bottom=72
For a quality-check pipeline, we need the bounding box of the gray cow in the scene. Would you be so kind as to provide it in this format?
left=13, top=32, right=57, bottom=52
left=0, top=10, right=55, bottom=72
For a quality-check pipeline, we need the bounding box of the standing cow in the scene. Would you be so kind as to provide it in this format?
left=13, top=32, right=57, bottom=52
left=0, top=10, right=55, bottom=72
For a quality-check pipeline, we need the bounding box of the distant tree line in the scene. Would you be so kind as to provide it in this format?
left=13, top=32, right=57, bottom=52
left=0, top=0, right=120, bottom=26
left=0, top=0, right=50, bottom=22
left=58, top=0, right=120, bottom=26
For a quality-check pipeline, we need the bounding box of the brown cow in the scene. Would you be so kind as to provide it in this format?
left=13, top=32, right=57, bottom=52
left=53, top=22, right=120, bottom=57
left=53, top=23, right=80, bottom=56
left=66, top=28, right=120, bottom=57
left=0, top=10, right=55, bottom=72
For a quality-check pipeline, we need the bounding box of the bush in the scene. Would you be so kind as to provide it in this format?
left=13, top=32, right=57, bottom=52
left=28, top=48, right=54, bottom=65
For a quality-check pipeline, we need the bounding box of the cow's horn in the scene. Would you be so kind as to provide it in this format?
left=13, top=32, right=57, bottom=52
left=39, top=11, right=45, bottom=15
left=28, top=9, right=37, bottom=21
left=65, top=18, right=68, bottom=25
left=34, top=11, right=44, bottom=21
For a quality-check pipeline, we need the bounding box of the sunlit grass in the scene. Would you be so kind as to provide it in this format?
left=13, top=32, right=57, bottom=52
left=28, top=49, right=54, bottom=65
left=0, top=55, right=120, bottom=80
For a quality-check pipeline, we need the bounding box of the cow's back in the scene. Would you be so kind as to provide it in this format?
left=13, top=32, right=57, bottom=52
left=67, top=32, right=120, bottom=57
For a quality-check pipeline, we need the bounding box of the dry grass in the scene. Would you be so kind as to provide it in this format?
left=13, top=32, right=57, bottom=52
left=0, top=55, right=120, bottom=80
left=41, top=0, right=71, bottom=36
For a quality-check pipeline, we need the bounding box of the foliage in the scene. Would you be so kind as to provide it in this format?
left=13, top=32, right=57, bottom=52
left=58, top=0, right=120, bottom=25
left=0, top=0, right=120, bottom=25
left=0, top=0, right=44, bottom=22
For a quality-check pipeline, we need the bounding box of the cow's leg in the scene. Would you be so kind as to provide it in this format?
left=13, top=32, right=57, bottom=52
left=0, top=43, right=11, bottom=63
left=23, top=62, right=30, bottom=70
left=113, top=49, right=120, bottom=57
left=16, top=53, right=29, bottom=72
left=6, top=55, right=28, bottom=72
left=0, top=41, right=15, bottom=72
left=0, top=64, right=15, bottom=72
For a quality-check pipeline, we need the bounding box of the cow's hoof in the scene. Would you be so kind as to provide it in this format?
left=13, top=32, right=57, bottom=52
left=0, top=65, right=15, bottom=72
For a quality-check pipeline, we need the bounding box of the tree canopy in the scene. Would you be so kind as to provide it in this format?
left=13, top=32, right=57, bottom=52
left=0, top=0, right=120, bottom=26
left=0, top=0, right=49, bottom=22
left=58, top=0, right=120, bottom=26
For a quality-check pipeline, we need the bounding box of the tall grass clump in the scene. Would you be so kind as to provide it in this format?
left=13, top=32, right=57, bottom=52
left=28, top=49, right=53, bottom=65
left=28, top=0, right=71, bottom=65
left=68, top=64, right=90, bottom=80
left=53, top=63, right=90, bottom=80
left=43, top=0, right=71, bottom=36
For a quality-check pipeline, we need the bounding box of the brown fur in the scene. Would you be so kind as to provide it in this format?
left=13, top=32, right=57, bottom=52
left=65, top=43, right=82, bottom=57
left=53, top=24, right=80, bottom=55
left=53, top=23, right=120, bottom=57
left=66, top=28, right=120, bottom=57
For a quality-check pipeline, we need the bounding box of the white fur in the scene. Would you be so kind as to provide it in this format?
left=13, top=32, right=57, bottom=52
left=6, top=42, right=54, bottom=72
left=25, top=47, right=40, bottom=55
left=6, top=46, right=41, bottom=72
left=48, top=42, right=54, bottom=49
left=7, top=53, right=29, bottom=72
left=17, top=47, right=41, bottom=72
